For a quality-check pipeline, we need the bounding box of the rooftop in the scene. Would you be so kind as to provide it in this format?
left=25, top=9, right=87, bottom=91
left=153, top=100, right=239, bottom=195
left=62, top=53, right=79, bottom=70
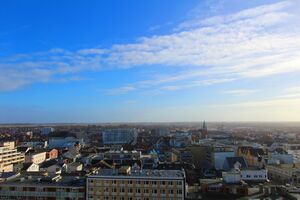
left=0, top=174, right=85, bottom=187
left=90, top=168, right=185, bottom=179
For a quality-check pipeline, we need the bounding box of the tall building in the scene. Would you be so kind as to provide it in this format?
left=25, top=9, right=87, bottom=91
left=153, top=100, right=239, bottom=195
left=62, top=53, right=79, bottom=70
left=87, top=166, right=186, bottom=200
left=102, top=128, right=138, bottom=146
left=0, top=141, right=25, bottom=172
left=201, top=121, right=208, bottom=139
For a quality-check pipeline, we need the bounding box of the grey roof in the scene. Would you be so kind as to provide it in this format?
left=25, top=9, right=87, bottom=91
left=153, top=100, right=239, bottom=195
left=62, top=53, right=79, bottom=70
left=90, top=169, right=185, bottom=179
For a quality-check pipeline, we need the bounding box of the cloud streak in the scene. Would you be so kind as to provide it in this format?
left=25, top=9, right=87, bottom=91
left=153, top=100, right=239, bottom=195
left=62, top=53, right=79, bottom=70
left=0, top=0, right=299, bottom=93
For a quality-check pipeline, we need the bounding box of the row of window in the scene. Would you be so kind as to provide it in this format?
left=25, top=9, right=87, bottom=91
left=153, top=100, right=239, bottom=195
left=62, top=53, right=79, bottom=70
left=88, top=196, right=183, bottom=200
left=243, top=174, right=267, bottom=178
left=89, top=180, right=182, bottom=186
left=89, top=187, right=182, bottom=194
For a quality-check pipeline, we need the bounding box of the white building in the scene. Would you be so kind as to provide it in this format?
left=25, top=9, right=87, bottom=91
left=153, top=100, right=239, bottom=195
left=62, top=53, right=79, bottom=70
left=222, top=169, right=268, bottom=183
left=240, top=169, right=268, bottom=182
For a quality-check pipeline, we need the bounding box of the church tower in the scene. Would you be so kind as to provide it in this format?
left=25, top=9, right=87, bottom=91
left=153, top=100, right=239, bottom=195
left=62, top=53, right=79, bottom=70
left=202, top=120, right=208, bottom=139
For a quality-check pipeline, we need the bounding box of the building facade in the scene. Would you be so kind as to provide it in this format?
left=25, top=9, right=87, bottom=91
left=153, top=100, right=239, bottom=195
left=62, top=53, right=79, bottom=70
left=87, top=167, right=186, bottom=200
left=0, top=142, right=25, bottom=172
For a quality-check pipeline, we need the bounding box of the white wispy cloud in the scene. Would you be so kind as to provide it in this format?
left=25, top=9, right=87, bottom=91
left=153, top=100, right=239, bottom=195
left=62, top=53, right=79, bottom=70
left=1, top=0, right=300, bottom=93
left=105, top=0, right=300, bottom=94
left=224, top=89, right=257, bottom=96
left=0, top=48, right=102, bottom=91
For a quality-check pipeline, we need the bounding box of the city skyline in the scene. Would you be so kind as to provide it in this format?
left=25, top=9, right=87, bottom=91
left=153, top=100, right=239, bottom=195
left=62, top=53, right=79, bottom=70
left=1, top=0, right=300, bottom=123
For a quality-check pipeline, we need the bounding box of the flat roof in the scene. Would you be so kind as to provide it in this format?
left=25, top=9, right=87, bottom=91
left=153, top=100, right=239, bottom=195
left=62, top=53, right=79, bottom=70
left=0, top=174, right=85, bottom=187
left=89, top=169, right=185, bottom=180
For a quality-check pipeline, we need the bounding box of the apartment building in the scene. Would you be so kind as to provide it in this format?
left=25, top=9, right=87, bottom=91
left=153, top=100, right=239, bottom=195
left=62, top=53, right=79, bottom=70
left=87, top=166, right=186, bottom=200
left=0, top=141, right=25, bottom=172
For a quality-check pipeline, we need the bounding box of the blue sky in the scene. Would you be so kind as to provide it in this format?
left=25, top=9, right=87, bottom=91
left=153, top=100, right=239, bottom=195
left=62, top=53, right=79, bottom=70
left=1, top=0, right=300, bottom=123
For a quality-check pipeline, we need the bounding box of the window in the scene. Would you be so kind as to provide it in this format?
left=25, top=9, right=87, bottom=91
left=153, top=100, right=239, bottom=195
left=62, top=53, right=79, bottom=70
left=177, top=189, right=182, bottom=194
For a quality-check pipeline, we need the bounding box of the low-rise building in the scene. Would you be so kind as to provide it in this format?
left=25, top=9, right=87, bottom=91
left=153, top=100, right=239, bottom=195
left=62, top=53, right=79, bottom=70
left=25, top=151, right=47, bottom=164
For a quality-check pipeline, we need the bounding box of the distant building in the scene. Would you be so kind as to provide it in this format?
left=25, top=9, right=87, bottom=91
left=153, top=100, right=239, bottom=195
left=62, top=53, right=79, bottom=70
left=48, top=136, right=84, bottom=148
left=157, top=127, right=170, bottom=137
left=201, top=121, right=208, bottom=139
left=266, top=150, right=294, bottom=164
left=87, top=167, right=186, bottom=200
left=102, top=128, right=138, bottom=145
left=41, top=127, right=54, bottom=135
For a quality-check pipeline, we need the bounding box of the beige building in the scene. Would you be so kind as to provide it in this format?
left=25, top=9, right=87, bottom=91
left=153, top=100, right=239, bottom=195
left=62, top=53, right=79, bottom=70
left=0, top=141, right=25, bottom=172
left=25, top=151, right=47, bottom=164
left=87, top=166, right=186, bottom=200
